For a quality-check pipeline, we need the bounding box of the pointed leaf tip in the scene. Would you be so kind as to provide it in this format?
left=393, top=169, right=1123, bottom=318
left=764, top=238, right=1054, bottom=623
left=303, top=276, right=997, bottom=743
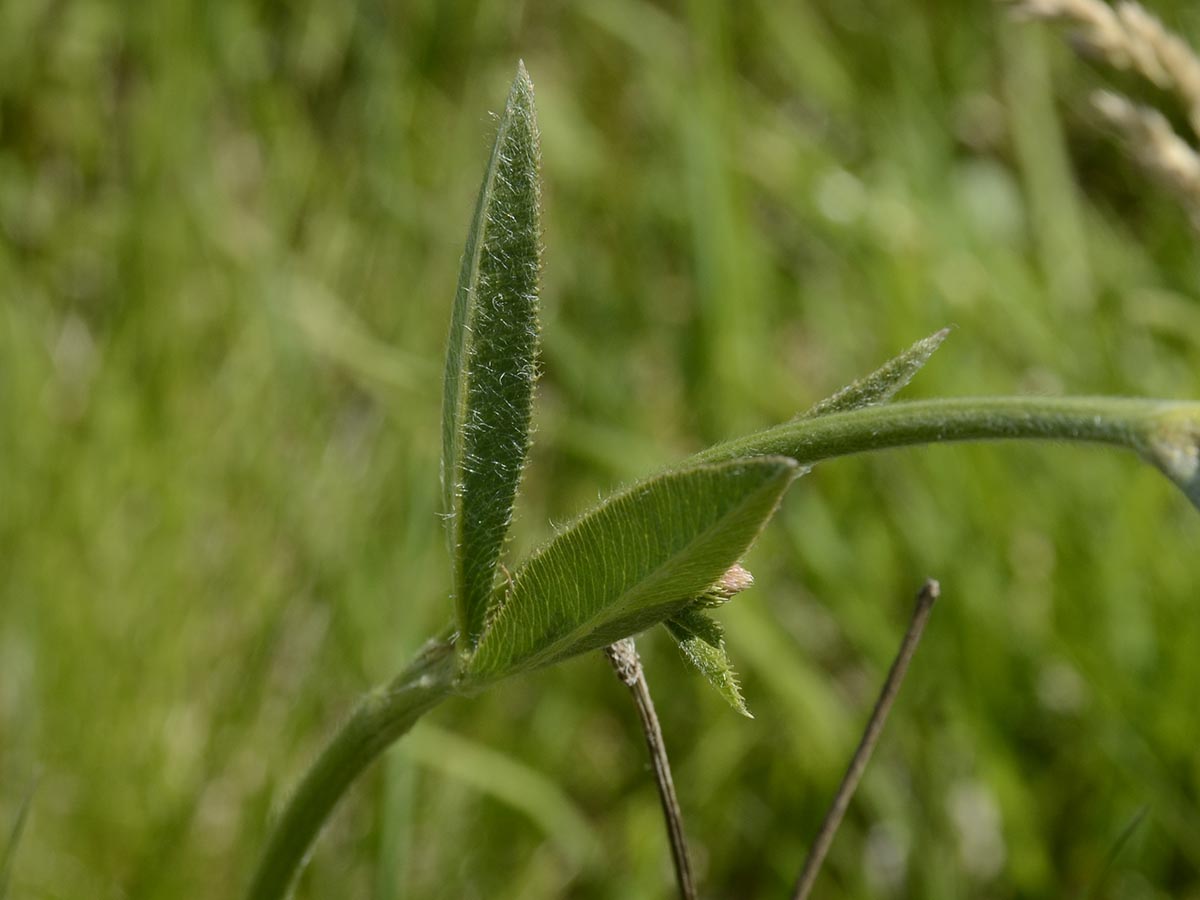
left=441, top=64, right=543, bottom=644
left=466, top=456, right=798, bottom=681
left=666, top=608, right=752, bottom=717
left=802, top=327, right=952, bottom=419
left=510, top=61, right=534, bottom=105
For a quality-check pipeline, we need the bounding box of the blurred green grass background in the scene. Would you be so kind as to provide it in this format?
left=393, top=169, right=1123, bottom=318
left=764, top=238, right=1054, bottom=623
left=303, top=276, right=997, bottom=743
left=3, top=1, right=1200, bottom=897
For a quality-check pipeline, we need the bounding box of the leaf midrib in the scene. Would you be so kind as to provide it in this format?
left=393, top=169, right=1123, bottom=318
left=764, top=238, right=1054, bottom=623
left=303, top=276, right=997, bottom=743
left=471, top=461, right=793, bottom=675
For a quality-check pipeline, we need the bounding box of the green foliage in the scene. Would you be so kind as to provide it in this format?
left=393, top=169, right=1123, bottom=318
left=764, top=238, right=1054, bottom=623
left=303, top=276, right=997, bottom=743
left=442, top=63, right=543, bottom=644
left=439, top=65, right=804, bottom=693
left=661, top=327, right=951, bottom=715
left=664, top=608, right=750, bottom=718
left=801, top=328, right=951, bottom=419
left=691, top=396, right=1200, bottom=476
left=466, top=457, right=798, bottom=680
left=6, top=4, right=1200, bottom=899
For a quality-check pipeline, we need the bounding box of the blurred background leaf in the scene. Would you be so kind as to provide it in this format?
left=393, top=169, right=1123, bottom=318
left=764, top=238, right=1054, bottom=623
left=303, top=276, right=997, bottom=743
left=0, top=775, right=36, bottom=900
left=1, top=1, right=1200, bottom=898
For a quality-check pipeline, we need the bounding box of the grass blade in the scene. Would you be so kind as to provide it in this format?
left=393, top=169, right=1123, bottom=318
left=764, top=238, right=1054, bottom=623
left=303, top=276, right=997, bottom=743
left=0, top=776, right=37, bottom=900
left=1081, top=805, right=1150, bottom=900
left=403, top=725, right=601, bottom=870
left=442, top=62, right=543, bottom=644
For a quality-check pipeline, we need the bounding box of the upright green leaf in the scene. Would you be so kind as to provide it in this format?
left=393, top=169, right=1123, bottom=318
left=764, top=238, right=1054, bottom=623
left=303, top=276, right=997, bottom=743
left=442, top=62, right=542, bottom=643
left=801, top=328, right=950, bottom=419
left=466, top=457, right=799, bottom=680
left=665, top=607, right=751, bottom=717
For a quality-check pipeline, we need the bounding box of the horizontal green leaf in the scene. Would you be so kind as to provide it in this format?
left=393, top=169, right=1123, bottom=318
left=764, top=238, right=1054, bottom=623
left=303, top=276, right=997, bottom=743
left=466, top=457, right=799, bottom=680
left=441, top=62, right=543, bottom=643
left=801, top=328, right=950, bottom=419
left=665, top=607, right=750, bottom=717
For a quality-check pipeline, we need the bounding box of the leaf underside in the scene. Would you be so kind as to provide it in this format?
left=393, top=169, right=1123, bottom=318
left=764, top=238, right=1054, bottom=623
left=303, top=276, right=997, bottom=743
left=441, top=62, right=543, bottom=644
left=665, top=607, right=751, bottom=717
left=801, top=327, right=950, bottom=419
left=466, top=457, right=799, bottom=680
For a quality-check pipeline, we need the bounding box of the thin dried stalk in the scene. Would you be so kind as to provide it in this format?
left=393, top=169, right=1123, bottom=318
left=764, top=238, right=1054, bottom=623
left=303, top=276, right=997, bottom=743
left=791, top=580, right=940, bottom=900
left=605, top=639, right=696, bottom=900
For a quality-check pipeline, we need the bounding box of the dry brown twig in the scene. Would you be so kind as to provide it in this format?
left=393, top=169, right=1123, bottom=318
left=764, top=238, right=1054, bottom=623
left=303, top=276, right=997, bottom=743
left=605, top=639, right=697, bottom=900
left=1004, top=0, right=1200, bottom=221
left=791, top=579, right=941, bottom=900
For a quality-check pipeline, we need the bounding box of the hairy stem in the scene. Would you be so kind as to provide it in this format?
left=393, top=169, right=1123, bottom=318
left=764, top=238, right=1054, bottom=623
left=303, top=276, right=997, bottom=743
left=792, top=579, right=940, bottom=900
left=245, top=396, right=1200, bottom=898
left=694, top=395, right=1200, bottom=511
left=694, top=396, right=1171, bottom=464
left=605, top=640, right=696, bottom=900
left=245, top=638, right=458, bottom=900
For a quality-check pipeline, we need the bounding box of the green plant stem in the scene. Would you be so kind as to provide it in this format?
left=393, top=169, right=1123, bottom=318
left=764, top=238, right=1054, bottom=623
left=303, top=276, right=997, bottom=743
left=245, top=396, right=1200, bottom=899
left=692, top=396, right=1200, bottom=509
left=245, top=638, right=458, bottom=900
left=697, top=396, right=1165, bottom=464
